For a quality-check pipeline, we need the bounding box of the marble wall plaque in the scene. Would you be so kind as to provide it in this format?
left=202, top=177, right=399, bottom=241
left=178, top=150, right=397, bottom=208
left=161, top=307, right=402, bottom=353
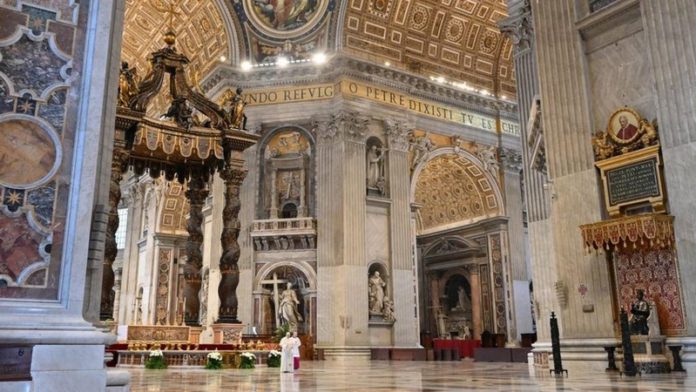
left=0, top=345, right=33, bottom=381
left=605, top=158, right=660, bottom=206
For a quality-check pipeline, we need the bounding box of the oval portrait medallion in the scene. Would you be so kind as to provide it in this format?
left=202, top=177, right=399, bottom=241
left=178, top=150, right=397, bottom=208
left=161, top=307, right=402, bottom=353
left=0, top=115, right=61, bottom=189
left=244, top=0, right=329, bottom=38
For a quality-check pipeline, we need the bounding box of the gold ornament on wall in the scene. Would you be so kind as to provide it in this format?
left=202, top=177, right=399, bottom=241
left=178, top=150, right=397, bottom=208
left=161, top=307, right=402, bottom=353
left=592, top=107, right=659, bottom=161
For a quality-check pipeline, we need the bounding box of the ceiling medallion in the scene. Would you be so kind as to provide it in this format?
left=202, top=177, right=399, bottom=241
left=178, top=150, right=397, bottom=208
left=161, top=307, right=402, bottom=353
left=243, top=0, right=330, bottom=39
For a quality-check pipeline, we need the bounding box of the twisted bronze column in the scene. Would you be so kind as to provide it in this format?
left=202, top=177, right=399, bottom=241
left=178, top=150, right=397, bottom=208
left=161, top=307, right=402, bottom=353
left=184, top=170, right=209, bottom=326
left=100, top=143, right=129, bottom=321
left=216, top=162, right=246, bottom=323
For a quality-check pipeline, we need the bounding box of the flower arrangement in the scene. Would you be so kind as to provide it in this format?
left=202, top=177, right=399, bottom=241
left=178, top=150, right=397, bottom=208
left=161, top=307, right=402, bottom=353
left=205, top=350, right=223, bottom=370
left=267, top=350, right=281, bottom=368
left=145, top=349, right=167, bottom=369
left=239, top=352, right=256, bottom=369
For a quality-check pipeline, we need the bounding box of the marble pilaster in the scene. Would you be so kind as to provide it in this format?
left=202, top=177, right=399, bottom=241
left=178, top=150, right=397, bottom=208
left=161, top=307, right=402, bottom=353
left=642, top=0, right=696, bottom=339
left=315, top=112, right=370, bottom=349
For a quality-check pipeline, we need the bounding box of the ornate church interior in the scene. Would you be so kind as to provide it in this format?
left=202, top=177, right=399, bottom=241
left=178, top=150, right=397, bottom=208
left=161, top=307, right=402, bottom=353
left=1, top=0, right=695, bottom=391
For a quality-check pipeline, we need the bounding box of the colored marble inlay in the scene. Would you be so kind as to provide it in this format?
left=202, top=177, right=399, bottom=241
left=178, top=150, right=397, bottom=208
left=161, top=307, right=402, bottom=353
left=2, top=188, right=25, bottom=211
left=21, top=4, right=56, bottom=34
left=0, top=118, right=57, bottom=188
left=27, top=181, right=56, bottom=228
left=0, top=34, right=68, bottom=96
left=38, top=88, right=67, bottom=133
left=15, top=95, right=36, bottom=115
left=616, top=249, right=686, bottom=334
left=0, top=213, right=44, bottom=283
left=125, top=362, right=696, bottom=392
left=0, top=79, right=14, bottom=113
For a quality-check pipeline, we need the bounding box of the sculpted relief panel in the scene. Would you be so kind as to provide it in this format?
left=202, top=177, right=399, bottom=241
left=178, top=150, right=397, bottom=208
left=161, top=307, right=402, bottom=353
left=414, top=153, right=500, bottom=232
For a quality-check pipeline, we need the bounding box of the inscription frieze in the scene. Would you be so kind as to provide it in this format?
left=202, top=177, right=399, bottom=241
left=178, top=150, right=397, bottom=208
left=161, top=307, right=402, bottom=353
left=242, top=79, right=520, bottom=136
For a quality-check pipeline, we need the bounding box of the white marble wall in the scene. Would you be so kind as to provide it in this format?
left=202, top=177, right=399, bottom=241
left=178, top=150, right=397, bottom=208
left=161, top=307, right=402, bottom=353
left=642, top=0, right=696, bottom=340
left=532, top=0, right=615, bottom=345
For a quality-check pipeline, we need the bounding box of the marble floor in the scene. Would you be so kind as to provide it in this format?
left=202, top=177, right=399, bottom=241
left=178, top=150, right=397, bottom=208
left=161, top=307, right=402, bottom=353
left=125, top=360, right=693, bottom=391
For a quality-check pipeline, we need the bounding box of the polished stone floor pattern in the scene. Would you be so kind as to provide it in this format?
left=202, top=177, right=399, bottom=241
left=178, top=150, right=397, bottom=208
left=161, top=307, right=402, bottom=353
left=126, top=361, right=693, bottom=391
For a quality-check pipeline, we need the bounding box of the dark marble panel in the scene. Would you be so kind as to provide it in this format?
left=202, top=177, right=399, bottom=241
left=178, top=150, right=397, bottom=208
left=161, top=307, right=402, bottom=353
left=0, top=35, right=68, bottom=96
left=27, top=181, right=56, bottom=228
left=21, top=4, right=56, bottom=34
left=0, top=79, right=15, bottom=114
left=37, top=88, right=66, bottom=133
left=47, top=20, right=74, bottom=55
left=0, top=8, right=28, bottom=40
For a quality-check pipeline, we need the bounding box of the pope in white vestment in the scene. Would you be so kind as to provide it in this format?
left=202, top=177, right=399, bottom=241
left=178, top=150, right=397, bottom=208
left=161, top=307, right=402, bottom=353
left=279, top=332, right=294, bottom=373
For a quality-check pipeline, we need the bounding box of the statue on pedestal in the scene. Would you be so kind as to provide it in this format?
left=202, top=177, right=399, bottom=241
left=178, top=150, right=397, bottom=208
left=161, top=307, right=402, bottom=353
left=630, top=289, right=650, bottom=335
left=366, top=145, right=386, bottom=190
left=279, top=282, right=303, bottom=332
left=369, top=271, right=387, bottom=314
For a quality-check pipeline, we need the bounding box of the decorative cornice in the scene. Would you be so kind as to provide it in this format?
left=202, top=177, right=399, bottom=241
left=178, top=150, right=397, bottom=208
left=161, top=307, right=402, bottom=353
left=499, top=0, right=534, bottom=55
left=201, top=55, right=518, bottom=120
left=501, top=147, right=524, bottom=173
left=314, top=111, right=368, bottom=143
left=385, top=119, right=411, bottom=152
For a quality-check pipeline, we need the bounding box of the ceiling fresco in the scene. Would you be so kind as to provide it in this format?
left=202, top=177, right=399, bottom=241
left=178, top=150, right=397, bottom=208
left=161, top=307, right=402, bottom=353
left=120, top=0, right=515, bottom=96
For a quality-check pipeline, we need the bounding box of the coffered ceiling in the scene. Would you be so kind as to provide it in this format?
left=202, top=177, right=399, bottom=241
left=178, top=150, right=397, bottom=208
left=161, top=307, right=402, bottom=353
left=120, top=0, right=515, bottom=98
left=343, top=0, right=515, bottom=97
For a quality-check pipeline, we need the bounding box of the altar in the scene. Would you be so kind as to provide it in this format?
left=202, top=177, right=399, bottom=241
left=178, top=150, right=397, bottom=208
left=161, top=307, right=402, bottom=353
left=433, top=339, right=481, bottom=359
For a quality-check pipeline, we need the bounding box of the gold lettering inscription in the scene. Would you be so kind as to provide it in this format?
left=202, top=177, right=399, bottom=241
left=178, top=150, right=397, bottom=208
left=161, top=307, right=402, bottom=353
left=243, top=79, right=519, bottom=135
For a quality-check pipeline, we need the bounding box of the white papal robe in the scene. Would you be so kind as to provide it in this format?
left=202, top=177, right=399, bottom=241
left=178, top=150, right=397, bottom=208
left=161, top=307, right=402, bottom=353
left=279, top=337, right=294, bottom=373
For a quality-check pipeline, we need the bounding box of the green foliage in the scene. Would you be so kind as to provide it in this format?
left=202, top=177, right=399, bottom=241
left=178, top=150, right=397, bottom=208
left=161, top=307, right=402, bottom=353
left=267, top=353, right=281, bottom=368
left=239, top=354, right=256, bottom=369
left=145, top=356, right=167, bottom=369
left=205, top=358, right=223, bottom=370
left=274, top=323, right=290, bottom=343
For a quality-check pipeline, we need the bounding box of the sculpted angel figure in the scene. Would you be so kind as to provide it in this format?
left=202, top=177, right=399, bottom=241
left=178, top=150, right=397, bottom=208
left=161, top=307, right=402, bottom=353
left=118, top=61, right=139, bottom=107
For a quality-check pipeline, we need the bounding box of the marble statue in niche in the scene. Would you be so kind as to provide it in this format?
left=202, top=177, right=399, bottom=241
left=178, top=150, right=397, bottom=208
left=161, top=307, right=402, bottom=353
left=456, top=286, right=471, bottom=312
left=369, top=270, right=387, bottom=315
left=279, top=282, right=303, bottom=332
left=366, top=145, right=385, bottom=188
left=366, top=137, right=387, bottom=196
left=630, top=289, right=650, bottom=335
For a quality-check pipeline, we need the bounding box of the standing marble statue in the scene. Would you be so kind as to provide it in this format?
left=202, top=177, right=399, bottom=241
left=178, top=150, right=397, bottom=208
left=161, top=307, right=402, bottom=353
left=279, top=282, right=303, bottom=332
left=279, top=332, right=294, bottom=373
left=456, top=286, right=471, bottom=312
left=366, top=145, right=385, bottom=188
left=369, top=271, right=387, bottom=314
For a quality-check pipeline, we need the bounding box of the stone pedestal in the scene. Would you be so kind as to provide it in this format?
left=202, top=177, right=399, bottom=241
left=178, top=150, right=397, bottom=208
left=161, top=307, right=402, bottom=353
left=188, top=327, right=203, bottom=344
left=322, top=347, right=371, bottom=365
left=631, top=335, right=670, bottom=374
left=211, top=323, right=244, bottom=344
